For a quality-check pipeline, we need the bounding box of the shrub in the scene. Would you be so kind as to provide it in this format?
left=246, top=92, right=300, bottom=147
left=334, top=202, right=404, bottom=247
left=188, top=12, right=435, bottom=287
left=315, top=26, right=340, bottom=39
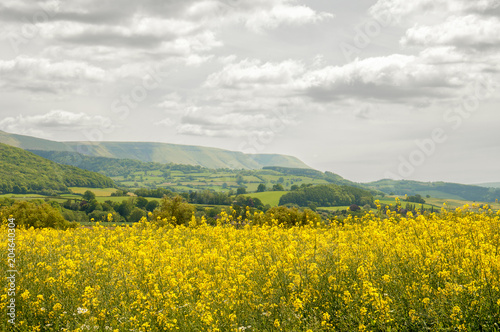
left=1, top=201, right=77, bottom=229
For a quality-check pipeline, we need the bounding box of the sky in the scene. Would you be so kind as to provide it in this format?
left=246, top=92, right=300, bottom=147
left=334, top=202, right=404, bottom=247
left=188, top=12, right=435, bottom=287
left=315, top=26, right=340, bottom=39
left=0, top=0, right=499, bottom=184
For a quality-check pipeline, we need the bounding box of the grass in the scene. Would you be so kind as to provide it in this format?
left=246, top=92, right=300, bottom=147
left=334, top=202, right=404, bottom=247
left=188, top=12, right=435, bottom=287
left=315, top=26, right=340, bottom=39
left=317, top=206, right=352, bottom=211
left=0, top=194, right=47, bottom=198
left=69, top=187, right=117, bottom=196
left=426, top=197, right=500, bottom=210
left=245, top=191, right=287, bottom=206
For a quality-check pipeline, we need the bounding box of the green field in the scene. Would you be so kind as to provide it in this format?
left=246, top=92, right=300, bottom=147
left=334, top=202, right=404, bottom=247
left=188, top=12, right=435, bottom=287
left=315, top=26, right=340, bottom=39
left=378, top=197, right=437, bottom=210
left=317, top=206, right=352, bottom=212
left=69, top=187, right=117, bottom=196
left=426, top=197, right=500, bottom=210
left=245, top=191, right=287, bottom=206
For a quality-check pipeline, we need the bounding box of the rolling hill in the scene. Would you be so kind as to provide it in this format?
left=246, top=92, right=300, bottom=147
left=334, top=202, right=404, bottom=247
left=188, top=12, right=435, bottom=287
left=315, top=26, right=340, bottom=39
left=476, top=182, right=500, bottom=189
left=366, top=179, right=500, bottom=202
left=0, top=130, right=310, bottom=170
left=0, top=143, right=115, bottom=195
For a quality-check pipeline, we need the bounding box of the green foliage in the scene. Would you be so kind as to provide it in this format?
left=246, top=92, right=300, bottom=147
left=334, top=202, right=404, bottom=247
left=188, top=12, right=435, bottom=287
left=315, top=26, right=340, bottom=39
left=232, top=195, right=265, bottom=212
left=257, top=183, right=266, bottom=192
left=129, top=207, right=147, bottom=223
left=406, top=194, right=426, bottom=204
left=82, top=190, right=96, bottom=201
left=253, top=206, right=321, bottom=227
left=279, top=184, right=373, bottom=207
left=111, top=189, right=128, bottom=196
left=272, top=183, right=284, bottom=191
left=135, top=196, right=148, bottom=209
left=153, top=195, right=195, bottom=225
left=0, top=143, right=115, bottom=195
left=0, top=200, right=77, bottom=229
left=134, top=188, right=173, bottom=198
left=368, top=179, right=500, bottom=202
left=145, top=200, right=159, bottom=212
left=188, top=190, right=232, bottom=205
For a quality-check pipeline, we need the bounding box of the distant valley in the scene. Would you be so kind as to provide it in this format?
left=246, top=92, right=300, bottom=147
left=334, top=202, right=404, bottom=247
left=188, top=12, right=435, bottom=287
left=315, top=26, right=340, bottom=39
left=1, top=129, right=500, bottom=203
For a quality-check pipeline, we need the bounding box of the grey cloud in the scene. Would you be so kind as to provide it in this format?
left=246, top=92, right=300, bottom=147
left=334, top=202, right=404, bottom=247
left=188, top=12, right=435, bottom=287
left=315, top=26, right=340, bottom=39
left=59, top=31, right=165, bottom=48
left=0, top=110, right=115, bottom=138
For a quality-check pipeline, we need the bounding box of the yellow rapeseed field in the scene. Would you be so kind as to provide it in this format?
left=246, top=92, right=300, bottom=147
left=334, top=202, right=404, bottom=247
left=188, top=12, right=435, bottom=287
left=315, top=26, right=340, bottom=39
left=1, top=205, right=500, bottom=331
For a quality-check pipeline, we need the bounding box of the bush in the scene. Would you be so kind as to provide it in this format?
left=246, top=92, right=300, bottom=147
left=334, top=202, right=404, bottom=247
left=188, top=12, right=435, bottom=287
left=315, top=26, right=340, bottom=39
left=1, top=201, right=77, bottom=229
left=253, top=206, right=321, bottom=227
left=152, top=195, right=195, bottom=226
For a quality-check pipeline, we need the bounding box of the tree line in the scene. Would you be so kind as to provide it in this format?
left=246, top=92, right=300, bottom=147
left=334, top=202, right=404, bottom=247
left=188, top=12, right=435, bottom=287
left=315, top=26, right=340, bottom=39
left=279, top=184, right=374, bottom=207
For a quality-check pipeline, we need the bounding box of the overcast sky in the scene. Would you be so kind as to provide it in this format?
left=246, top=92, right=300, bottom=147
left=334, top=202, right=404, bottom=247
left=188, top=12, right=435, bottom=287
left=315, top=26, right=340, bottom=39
left=1, top=0, right=499, bottom=184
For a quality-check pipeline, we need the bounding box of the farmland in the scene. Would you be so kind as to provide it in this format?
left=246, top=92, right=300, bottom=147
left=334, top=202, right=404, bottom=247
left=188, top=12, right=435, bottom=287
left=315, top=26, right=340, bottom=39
left=2, top=207, right=499, bottom=331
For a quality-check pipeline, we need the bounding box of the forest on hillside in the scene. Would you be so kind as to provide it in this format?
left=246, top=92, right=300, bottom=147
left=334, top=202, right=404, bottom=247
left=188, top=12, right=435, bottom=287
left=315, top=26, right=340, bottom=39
left=0, top=144, right=115, bottom=195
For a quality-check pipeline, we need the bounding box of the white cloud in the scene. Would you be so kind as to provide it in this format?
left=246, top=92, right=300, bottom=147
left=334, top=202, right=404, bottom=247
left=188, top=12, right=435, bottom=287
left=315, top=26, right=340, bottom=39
left=177, top=107, right=297, bottom=138
left=204, top=51, right=490, bottom=104
left=244, top=4, right=333, bottom=32
left=0, top=110, right=115, bottom=138
left=402, top=15, right=500, bottom=49
left=204, top=59, right=305, bottom=89
left=370, top=0, right=500, bottom=20
left=42, top=16, right=201, bottom=43
left=299, top=51, right=495, bottom=102
left=0, top=56, right=108, bottom=94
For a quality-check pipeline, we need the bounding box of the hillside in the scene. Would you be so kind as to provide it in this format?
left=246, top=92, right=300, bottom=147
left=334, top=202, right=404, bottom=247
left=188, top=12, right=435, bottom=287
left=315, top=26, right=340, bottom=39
left=476, top=182, right=500, bottom=189
left=27, top=151, right=349, bottom=193
left=367, top=179, right=500, bottom=202
left=0, top=130, right=310, bottom=170
left=0, top=143, right=115, bottom=195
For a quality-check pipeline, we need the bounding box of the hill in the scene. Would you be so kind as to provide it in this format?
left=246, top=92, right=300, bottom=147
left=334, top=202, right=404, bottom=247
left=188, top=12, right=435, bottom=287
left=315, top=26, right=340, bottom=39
left=0, top=143, right=115, bottom=195
left=0, top=130, right=310, bottom=170
left=476, top=182, right=500, bottom=189
left=27, top=151, right=350, bottom=193
left=366, top=179, right=500, bottom=202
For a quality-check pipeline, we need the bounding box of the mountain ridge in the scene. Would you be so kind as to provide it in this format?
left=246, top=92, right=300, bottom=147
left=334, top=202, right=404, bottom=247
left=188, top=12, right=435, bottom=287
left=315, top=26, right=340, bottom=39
left=0, top=130, right=310, bottom=170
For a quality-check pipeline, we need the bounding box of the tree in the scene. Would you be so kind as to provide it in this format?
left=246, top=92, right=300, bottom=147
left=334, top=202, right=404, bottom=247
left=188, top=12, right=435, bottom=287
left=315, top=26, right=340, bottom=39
left=272, top=184, right=284, bottom=191
left=129, top=207, right=147, bottom=223
left=145, top=200, right=159, bottom=212
left=153, top=195, right=194, bottom=225
left=83, top=190, right=96, bottom=201
left=236, top=187, right=247, bottom=195
left=135, top=196, right=148, bottom=209
left=1, top=200, right=76, bottom=229
left=257, top=184, right=266, bottom=192
left=117, top=200, right=134, bottom=219
left=349, top=204, right=361, bottom=212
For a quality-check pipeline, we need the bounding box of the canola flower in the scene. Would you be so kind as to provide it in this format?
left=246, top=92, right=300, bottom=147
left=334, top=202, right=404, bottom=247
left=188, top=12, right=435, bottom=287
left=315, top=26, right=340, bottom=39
left=1, top=207, right=500, bottom=331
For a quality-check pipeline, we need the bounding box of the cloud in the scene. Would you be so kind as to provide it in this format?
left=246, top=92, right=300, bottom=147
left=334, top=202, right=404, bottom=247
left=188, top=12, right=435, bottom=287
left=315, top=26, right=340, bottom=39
left=0, top=56, right=108, bottom=94
left=243, top=4, right=333, bottom=32
left=204, top=58, right=305, bottom=89
left=204, top=50, right=491, bottom=104
left=370, top=0, right=500, bottom=20
left=299, top=53, right=471, bottom=102
left=402, top=15, right=500, bottom=49
left=0, top=110, right=115, bottom=138
left=177, top=107, right=297, bottom=138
